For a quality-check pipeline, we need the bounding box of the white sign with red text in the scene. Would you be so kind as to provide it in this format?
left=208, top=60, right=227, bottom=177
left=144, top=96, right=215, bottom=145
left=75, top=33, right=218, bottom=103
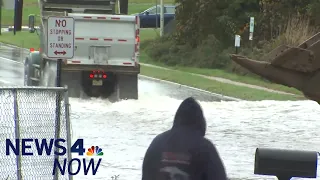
left=47, top=17, right=75, bottom=59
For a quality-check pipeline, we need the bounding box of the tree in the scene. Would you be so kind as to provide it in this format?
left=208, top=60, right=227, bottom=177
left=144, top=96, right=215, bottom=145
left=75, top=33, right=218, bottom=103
left=174, top=0, right=261, bottom=47
left=174, top=0, right=318, bottom=48
left=307, top=0, right=320, bottom=26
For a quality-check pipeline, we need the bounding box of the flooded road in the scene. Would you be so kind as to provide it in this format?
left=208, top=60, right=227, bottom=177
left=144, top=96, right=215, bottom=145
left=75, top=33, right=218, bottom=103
left=71, top=94, right=320, bottom=180
left=0, top=46, right=319, bottom=180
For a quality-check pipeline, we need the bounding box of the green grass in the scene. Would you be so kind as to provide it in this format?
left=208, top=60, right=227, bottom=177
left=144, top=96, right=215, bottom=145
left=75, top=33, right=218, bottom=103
left=140, top=29, right=160, bottom=41
left=140, top=57, right=303, bottom=96
left=140, top=64, right=303, bottom=101
left=138, top=53, right=305, bottom=100
left=0, top=31, right=40, bottom=48
left=1, top=0, right=175, bottom=26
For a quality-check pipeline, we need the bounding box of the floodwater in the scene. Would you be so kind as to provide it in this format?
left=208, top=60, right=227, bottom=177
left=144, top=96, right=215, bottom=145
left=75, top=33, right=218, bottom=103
left=0, top=46, right=319, bottom=180
left=71, top=88, right=320, bottom=180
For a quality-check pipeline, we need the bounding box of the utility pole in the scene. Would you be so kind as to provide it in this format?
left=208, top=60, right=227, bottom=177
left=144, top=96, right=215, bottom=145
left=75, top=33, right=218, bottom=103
left=117, top=0, right=120, bottom=14
left=17, top=0, right=23, bottom=31
left=160, top=0, right=164, bottom=36
left=155, top=0, right=158, bottom=29
left=13, top=0, right=23, bottom=35
left=13, top=0, right=16, bottom=35
left=0, top=0, right=2, bottom=35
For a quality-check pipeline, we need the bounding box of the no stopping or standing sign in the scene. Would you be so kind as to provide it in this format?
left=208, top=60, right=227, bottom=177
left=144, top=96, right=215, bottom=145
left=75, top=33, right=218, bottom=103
left=47, top=17, right=75, bottom=59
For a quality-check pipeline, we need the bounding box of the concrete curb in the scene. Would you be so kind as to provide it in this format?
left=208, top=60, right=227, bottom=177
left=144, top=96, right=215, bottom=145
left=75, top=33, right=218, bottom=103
left=0, top=42, right=27, bottom=49
left=1, top=26, right=40, bottom=32
left=0, top=43, right=241, bottom=101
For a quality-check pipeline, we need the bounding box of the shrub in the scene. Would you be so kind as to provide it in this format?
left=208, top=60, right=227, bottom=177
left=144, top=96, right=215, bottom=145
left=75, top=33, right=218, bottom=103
left=141, top=14, right=318, bottom=82
left=143, top=34, right=231, bottom=69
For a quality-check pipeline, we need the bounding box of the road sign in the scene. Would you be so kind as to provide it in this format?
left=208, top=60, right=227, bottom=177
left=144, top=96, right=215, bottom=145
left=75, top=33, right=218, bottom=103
left=249, top=17, right=254, bottom=33
left=47, top=17, right=75, bottom=59
left=235, top=35, right=240, bottom=47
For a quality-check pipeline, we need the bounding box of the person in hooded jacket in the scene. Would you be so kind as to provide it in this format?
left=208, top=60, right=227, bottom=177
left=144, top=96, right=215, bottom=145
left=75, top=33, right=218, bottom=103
left=142, top=97, right=228, bottom=180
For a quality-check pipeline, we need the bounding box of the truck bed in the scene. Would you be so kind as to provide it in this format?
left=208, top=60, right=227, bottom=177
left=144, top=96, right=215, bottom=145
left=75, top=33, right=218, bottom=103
left=40, top=13, right=139, bottom=67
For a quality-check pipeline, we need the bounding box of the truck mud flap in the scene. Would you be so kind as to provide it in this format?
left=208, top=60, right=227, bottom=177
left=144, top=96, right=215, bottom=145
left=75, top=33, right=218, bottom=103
left=110, top=74, right=138, bottom=101
left=61, top=71, right=82, bottom=97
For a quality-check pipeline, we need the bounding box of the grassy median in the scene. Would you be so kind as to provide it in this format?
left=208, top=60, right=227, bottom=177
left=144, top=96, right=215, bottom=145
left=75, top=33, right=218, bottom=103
left=0, top=0, right=305, bottom=101
left=140, top=56, right=303, bottom=95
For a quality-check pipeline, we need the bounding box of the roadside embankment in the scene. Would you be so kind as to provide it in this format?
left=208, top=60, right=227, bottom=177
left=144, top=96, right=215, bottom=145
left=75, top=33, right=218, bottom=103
left=0, top=0, right=306, bottom=101
left=0, top=31, right=305, bottom=101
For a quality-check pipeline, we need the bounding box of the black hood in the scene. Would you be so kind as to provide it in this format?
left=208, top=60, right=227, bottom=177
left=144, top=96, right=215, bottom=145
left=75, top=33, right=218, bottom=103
left=172, top=97, right=207, bottom=136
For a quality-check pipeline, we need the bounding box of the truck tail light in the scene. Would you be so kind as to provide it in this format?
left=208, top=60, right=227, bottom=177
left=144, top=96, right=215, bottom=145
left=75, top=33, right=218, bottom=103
left=135, top=17, right=140, bottom=53
left=90, top=70, right=107, bottom=79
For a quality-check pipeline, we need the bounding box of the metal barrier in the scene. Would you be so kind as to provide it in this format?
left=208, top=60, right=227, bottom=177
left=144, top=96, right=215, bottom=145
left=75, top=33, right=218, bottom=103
left=0, top=87, right=72, bottom=180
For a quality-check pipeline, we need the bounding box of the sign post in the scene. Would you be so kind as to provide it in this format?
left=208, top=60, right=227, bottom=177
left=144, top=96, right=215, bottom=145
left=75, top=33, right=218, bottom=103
left=249, top=17, right=254, bottom=40
left=13, top=0, right=17, bottom=35
left=47, top=16, right=75, bottom=87
left=160, top=0, right=164, bottom=36
left=249, top=17, right=254, bottom=51
left=0, top=0, right=2, bottom=35
left=235, top=35, right=241, bottom=54
left=47, top=17, right=74, bottom=180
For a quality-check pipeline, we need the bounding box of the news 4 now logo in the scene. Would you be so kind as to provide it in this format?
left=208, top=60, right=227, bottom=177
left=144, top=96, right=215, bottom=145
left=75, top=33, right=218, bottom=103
left=5, top=138, right=103, bottom=176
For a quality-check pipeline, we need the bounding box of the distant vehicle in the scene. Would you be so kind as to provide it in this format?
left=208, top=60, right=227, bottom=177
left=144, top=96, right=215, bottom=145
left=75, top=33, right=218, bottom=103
left=135, top=5, right=175, bottom=28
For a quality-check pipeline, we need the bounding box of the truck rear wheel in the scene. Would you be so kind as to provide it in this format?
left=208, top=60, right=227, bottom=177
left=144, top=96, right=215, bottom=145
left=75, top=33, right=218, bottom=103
left=116, top=74, right=138, bottom=100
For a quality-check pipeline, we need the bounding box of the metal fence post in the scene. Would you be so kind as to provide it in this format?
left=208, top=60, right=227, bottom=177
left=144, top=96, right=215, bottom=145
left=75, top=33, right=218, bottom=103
left=13, top=89, right=22, bottom=180
left=64, top=87, right=73, bottom=180
left=53, top=59, right=63, bottom=180
left=53, top=90, right=61, bottom=180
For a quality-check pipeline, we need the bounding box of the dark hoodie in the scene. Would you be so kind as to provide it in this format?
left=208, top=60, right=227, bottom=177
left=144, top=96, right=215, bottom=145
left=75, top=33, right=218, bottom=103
left=142, top=97, right=228, bottom=180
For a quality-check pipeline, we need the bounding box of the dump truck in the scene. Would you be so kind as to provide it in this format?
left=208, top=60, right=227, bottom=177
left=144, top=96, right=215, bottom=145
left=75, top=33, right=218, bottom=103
left=230, top=32, right=320, bottom=104
left=24, top=0, right=140, bottom=100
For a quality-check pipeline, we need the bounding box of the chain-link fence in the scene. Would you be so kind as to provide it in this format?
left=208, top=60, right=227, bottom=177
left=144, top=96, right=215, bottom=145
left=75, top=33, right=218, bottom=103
left=0, top=87, right=72, bottom=180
